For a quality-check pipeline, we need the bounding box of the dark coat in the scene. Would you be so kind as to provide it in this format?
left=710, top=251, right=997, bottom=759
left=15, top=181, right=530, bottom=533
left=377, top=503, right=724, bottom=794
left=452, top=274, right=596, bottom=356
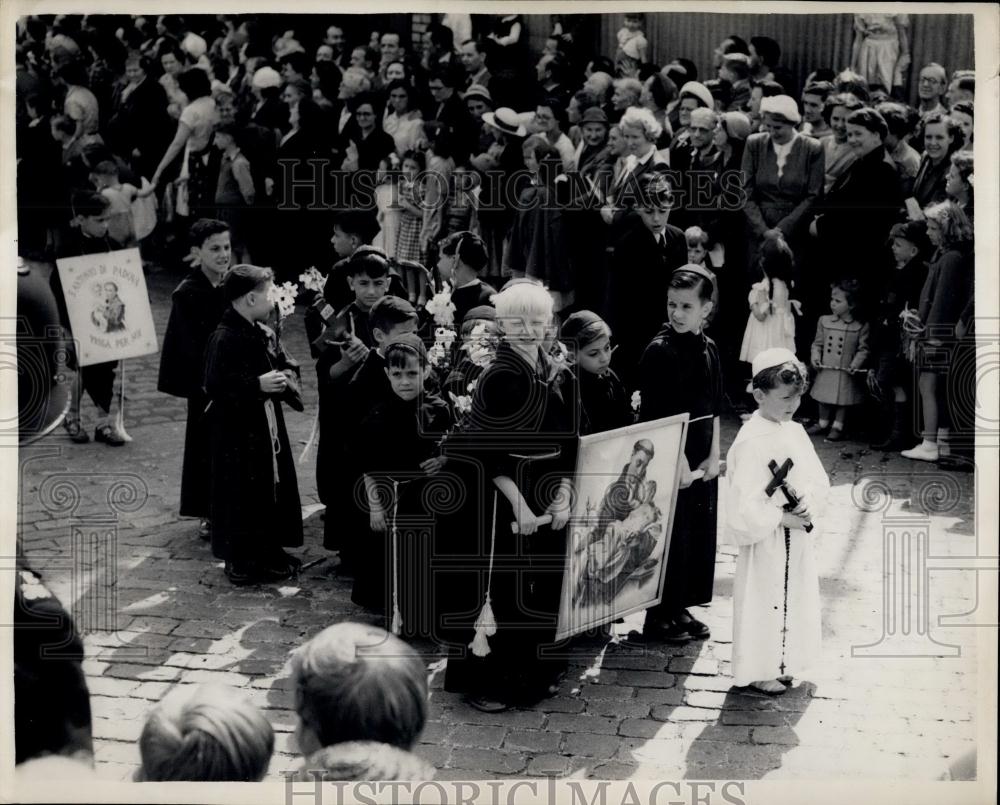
left=506, top=181, right=574, bottom=294
left=437, top=341, right=579, bottom=704
left=158, top=268, right=227, bottom=519
left=578, top=368, right=631, bottom=436
left=105, top=77, right=171, bottom=178
left=450, top=280, right=497, bottom=327
left=911, top=153, right=950, bottom=209
left=353, top=393, right=453, bottom=631
left=637, top=324, right=723, bottom=613
left=814, top=145, right=903, bottom=283
left=605, top=216, right=687, bottom=390
left=203, top=308, right=303, bottom=561
left=158, top=269, right=226, bottom=399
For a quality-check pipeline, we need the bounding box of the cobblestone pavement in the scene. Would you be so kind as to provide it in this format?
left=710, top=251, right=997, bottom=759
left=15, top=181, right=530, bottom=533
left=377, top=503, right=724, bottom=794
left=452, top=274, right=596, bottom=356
left=16, top=267, right=985, bottom=782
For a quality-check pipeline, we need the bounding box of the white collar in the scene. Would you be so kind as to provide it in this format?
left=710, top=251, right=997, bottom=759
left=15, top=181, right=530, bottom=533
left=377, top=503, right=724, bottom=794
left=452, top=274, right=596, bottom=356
left=456, top=277, right=481, bottom=290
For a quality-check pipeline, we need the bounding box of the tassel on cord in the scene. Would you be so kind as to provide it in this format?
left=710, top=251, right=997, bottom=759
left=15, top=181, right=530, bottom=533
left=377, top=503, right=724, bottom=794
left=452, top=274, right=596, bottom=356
left=390, top=480, right=402, bottom=636
left=298, top=408, right=321, bottom=464
left=470, top=491, right=499, bottom=657
left=111, top=360, right=133, bottom=442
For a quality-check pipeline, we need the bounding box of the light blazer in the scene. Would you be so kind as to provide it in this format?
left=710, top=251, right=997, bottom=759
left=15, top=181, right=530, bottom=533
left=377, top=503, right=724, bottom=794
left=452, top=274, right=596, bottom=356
left=741, top=132, right=825, bottom=240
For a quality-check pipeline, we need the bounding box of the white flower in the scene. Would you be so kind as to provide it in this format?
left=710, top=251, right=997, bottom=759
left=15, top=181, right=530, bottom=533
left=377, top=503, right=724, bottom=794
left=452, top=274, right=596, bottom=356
left=428, top=341, right=450, bottom=368
left=298, top=267, right=326, bottom=293
left=448, top=392, right=473, bottom=416
left=631, top=390, right=642, bottom=413
left=19, top=570, right=50, bottom=601
left=268, top=281, right=299, bottom=318
left=435, top=326, right=457, bottom=348
left=424, top=282, right=456, bottom=326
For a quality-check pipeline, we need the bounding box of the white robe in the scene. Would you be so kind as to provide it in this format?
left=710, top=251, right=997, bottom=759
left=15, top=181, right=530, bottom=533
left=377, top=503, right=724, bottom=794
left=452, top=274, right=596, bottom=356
left=724, top=411, right=831, bottom=686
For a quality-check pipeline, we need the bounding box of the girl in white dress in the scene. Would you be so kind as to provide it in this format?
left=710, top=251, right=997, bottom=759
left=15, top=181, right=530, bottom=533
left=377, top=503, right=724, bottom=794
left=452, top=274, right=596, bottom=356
left=739, top=236, right=799, bottom=389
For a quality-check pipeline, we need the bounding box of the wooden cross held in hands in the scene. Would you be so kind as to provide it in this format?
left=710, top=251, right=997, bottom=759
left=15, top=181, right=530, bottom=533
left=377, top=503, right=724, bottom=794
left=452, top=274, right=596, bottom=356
left=766, top=458, right=813, bottom=532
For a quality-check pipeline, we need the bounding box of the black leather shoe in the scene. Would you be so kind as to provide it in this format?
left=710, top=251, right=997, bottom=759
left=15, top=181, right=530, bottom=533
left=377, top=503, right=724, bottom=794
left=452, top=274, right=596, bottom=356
left=677, top=610, right=710, bottom=639
left=225, top=561, right=260, bottom=586
left=465, top=694, right=508, bottom=713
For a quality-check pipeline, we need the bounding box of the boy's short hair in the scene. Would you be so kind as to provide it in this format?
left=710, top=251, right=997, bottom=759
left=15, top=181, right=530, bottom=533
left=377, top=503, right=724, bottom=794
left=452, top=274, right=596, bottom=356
left=346, top=248, right=390, bottom=279
left=684, top=226, right=710, bottom=247
left=385, top=332, right=428, bottom=368
left=334, top=210, right=379, bottom=245
left=441, top=231, right=488, bottom=273
left=876, top=101, right=916, bottom=139
left=494, top=278, right=553, bottom=325
left=91, top=160, right=119, bottom=177
left=70, top=189, right=110, bottom=219
left=223, top=264, right=273, bottom=301
left=752, top=359, right=809, bottom=393
left=189, top=218, right=230, bottom=248
left=635, top=171, right=674, bottom=209
left=370, top=295, right=417, bottom=334
left=670, top=266, right=714, bottom=303
left=138, top=683, right=273, bottom=782
left=291, top=622, right=428, bottom=750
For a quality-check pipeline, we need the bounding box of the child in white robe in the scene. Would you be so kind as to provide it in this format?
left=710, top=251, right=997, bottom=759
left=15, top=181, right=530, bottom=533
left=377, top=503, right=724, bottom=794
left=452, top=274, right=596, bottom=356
left=725, top=347, right=831, bottom=695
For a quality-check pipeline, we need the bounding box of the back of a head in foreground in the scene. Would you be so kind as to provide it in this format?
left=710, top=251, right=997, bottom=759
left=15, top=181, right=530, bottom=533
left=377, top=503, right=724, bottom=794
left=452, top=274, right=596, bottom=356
left=138, top=683, right=274, bottom=781
left=291, top=622, right=428, bottom=751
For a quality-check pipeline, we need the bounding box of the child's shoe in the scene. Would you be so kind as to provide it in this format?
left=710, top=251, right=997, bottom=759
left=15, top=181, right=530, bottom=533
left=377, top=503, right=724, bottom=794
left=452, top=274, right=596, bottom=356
left=805, top=422, right=829, bottom=436
left=94, top=423, right=126, bottom=446
left=825, top=426, right=844, bottom=442
left=63, top=417, right=90, bottom=444
left=901, top=440, right=939, bottom=462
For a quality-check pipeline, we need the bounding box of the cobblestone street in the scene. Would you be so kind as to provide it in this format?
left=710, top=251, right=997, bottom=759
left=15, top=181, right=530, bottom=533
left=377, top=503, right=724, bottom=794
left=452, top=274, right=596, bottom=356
left=16, top=267, right=986, bottom=783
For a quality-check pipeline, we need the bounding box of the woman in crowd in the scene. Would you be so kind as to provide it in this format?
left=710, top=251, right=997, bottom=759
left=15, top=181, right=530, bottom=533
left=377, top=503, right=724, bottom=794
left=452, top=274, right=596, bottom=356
left=740, top=94, right=824, bottom=280
left=382, top=79, right=424, bottom=157
left=148, top=67, right=217, bottom=221
left=911, top=112, right=963, bottom=209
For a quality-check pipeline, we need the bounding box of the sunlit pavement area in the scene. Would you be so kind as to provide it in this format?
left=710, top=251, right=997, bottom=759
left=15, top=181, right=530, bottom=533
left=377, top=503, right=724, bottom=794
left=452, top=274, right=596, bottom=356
left=17, top=270, right=985, bottom=781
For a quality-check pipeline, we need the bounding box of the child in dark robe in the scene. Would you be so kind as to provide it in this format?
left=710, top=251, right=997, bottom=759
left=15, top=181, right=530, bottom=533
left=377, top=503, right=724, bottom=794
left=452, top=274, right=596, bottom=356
left=355, top=334, right=452, bottom=635
left=636, top=265, right=723, bottom=642
left=312, top=250, right=390, bottom=556
left=157, top=219, right=232, bottom=539
left=436, top=231, right=497, bottom=326
left=203, top=265, right=304, bottom=585
left=561, top=310, right=631, bottom=436
left=334, top=296, right=419, bottom=580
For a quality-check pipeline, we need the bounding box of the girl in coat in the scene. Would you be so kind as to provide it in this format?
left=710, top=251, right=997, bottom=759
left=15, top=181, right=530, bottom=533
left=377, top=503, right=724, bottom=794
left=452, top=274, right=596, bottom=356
left=901, top=201, right=974, bottom=462
left=203, top=265, right=304, bottom=585
left=807, top=279, right=870, bottom=441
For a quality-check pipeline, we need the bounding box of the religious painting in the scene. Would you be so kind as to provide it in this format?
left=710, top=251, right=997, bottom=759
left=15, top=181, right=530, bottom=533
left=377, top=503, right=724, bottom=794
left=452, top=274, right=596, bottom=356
left=55, top=248, right=158, bottom=366
left=556, top=413, right=689, bottom=640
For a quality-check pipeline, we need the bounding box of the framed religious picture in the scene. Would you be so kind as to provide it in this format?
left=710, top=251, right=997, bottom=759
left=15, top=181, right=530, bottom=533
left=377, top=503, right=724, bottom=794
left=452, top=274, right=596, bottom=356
left=555, top=413, right=689, bottom=641
left=55, top=248, right=158, bottom=366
